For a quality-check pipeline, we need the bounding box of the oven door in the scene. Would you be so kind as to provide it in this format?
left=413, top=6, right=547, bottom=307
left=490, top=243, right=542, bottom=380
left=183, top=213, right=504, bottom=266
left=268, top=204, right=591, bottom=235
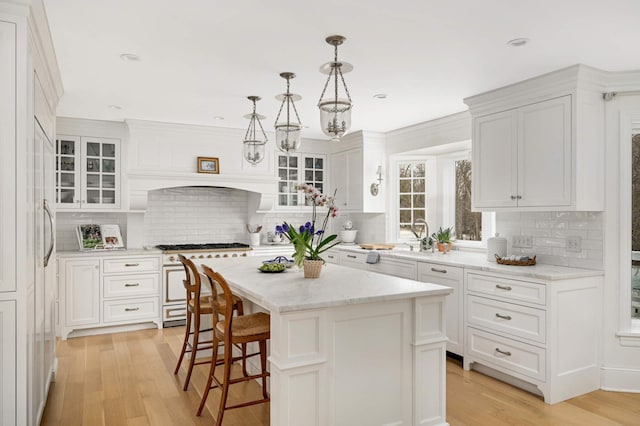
left=164, top=266, right=186, bottom=305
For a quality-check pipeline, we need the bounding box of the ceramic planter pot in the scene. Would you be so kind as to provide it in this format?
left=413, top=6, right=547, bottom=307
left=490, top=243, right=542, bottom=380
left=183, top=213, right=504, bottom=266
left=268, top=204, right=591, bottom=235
left=437, top=242, right=452, bottom=253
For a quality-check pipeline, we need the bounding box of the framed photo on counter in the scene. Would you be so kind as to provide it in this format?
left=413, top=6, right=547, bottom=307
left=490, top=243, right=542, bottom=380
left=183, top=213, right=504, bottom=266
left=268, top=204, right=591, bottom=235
left=197, top=156, right=219, bottom=174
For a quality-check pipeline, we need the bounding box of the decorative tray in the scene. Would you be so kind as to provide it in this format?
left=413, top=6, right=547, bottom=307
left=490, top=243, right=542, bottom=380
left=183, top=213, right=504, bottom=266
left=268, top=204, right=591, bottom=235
left=495, top=254, right=536, bottom=266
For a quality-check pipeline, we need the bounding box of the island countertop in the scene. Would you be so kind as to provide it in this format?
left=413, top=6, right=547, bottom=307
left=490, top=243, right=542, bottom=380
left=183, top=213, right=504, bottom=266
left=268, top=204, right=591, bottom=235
left=200, top=256, right=452, bottom=313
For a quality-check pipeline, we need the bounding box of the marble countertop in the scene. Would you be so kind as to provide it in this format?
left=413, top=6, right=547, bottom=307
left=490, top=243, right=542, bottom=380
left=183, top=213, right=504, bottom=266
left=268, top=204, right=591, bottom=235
left=57, top=248, right=162, bottom=258
left=200, top=256, right=452, bottom=313
left=336, top=245, right=603, bottom=281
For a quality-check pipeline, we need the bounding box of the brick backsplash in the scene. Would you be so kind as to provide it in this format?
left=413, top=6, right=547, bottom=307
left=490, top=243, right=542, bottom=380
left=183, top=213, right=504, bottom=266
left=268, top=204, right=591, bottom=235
left=495, top=211, right=604, bottom=269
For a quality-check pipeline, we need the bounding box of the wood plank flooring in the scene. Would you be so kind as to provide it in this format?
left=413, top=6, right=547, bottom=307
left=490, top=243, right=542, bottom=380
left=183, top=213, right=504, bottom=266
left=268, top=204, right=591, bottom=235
left=42, top=327, right=640, bottom=425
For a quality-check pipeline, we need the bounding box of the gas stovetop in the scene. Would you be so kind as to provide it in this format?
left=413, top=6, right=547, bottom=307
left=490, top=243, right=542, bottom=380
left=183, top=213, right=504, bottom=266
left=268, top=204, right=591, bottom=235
left=156, top=242, right=251, bottom=252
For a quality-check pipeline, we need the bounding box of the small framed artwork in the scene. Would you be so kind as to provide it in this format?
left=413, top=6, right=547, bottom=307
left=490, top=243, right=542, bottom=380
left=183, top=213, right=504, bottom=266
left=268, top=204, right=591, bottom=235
left=197, top=157, right=220, bottom=174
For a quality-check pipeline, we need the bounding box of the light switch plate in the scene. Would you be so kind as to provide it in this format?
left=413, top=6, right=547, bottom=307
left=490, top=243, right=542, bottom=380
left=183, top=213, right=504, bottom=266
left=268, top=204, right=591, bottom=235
left=566, top=236, right=582, bottom=252
left=512, top=235, right=533, bottom=248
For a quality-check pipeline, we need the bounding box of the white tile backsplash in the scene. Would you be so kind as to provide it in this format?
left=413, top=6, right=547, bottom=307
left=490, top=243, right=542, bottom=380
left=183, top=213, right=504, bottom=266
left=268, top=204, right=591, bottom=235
left=56, top=212, right=128, bottom=251
left=495, top=211, right=603, bottom=269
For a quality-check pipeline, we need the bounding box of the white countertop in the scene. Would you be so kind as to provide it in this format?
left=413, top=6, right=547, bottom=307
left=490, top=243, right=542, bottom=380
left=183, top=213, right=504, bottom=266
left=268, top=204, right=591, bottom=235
left=200, top=256, right=452, bottom=313
left=337, top=245, right=603, bottom=281
left=57, top=248, right=162, bottom=258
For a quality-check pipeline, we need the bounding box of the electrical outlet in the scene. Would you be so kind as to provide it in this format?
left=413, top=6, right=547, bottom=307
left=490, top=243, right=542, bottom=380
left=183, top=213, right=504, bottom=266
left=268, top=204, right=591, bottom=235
left=566, top=236, right=582, bottom=252
left=512, top=235, right=533, bottom=248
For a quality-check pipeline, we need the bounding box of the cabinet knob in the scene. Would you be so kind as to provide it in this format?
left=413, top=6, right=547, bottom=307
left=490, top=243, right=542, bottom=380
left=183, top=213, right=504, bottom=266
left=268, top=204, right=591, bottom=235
left=510, top=195, right=517, bottom=200
left=516, top=195, right=522, bottom=200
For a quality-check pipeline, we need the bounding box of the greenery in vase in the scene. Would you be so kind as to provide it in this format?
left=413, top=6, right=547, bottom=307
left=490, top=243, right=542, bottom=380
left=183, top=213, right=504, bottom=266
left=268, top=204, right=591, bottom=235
left=276, top=183, right=340, bottom=268
left=432, top=226, right=455, bottom=244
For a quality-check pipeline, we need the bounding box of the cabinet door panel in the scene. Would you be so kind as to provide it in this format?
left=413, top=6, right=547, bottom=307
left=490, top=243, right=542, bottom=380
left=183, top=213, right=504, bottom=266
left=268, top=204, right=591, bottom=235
left=64, top=260, right=100, bottom=326
left=0, top=300, right=16, bottom=425
left=473, top=110, right=518, bottom=208
left=518, top=96, right=571, bottom=207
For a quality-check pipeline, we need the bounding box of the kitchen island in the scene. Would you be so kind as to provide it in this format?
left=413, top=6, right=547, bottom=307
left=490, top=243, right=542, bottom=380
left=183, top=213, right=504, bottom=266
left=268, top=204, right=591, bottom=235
left=200, top=256, right=453, bottom=426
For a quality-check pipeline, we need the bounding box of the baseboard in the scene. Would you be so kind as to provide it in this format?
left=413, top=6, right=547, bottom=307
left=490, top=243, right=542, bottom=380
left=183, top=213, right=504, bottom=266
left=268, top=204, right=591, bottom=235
left=64, top=322, right=158, bottom=339
left=600, top=366, right=640, bottom=393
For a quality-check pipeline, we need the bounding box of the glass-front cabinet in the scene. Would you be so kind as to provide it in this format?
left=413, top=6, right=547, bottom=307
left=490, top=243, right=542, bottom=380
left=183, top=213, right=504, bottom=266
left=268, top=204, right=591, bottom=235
left=55, top=135, right=121, bottom=210
left=276, top=153, right=325, bottom=208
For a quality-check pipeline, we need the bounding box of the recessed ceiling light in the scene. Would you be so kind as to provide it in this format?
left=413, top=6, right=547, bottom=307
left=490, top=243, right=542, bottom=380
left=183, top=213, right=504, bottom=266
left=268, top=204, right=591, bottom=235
left=212, top=116, right=225, bottom=120
left=373, top=93, right=387, bottom=100
left=108, top=105, right=122, bottom=110
left=507, top=38, right=530, bottom=47
left=120, top=53, right=140, bottom=61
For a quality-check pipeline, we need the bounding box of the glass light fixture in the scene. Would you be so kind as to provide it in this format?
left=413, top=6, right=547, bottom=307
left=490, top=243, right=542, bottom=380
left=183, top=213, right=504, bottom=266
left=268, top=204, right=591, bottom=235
left=274, top=72, right=302, bottom=153
left=318, top=35, right=353, bottom=141
left=243, top=96, right=267, bottom=166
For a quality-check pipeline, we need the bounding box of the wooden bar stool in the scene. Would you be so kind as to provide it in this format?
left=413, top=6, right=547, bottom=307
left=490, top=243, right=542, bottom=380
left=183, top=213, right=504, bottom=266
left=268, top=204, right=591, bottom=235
left=174, top=255, right=244, bottom=390
left=197, top=266, right=270, bottom=425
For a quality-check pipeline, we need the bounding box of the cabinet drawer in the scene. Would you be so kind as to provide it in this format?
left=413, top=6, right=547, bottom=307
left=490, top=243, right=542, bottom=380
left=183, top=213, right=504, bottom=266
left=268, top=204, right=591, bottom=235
left=103, top=256, right=160, bottom=274
left=103, top=298, right=159, bottom=323
left=418, top=262, right=463, bottom=281
left=369, top=258, right=417, bottom=280
left=324, top=250, right=340, bottom=264
left=467, top=273, right=546, bottom=306
left=467, top=295, right=546, bottom=344
left=467, top=327, right=545, bottom=381
left=339, top=251, right=368, bottom=270
left=163, top=305, right=187, bottom=322
left=103, top=274, right=159, bottom=299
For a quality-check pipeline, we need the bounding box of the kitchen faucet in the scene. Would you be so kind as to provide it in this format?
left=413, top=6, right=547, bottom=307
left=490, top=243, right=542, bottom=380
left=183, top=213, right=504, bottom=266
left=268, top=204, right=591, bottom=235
left=411, top=218, right=431, bottom=252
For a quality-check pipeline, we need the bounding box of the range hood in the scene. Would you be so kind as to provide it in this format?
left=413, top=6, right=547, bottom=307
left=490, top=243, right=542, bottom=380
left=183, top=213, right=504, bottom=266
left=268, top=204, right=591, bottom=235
left=127, top=171, right=279, bottom=212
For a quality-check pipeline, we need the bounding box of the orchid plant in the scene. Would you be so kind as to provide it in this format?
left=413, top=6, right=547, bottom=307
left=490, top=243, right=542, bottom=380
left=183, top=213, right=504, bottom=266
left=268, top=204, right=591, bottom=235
left=275, top=183, right=340, bottom=268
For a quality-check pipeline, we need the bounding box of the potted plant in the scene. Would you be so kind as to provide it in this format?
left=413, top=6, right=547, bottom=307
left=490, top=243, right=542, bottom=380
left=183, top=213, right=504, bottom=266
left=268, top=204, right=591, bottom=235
left=432, top=226, right=455, bottom=253
left=275, top=184, right=341, bottom=278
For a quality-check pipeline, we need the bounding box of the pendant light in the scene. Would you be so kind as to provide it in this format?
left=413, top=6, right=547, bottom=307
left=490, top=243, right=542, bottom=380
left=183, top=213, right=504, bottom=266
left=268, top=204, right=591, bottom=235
left=243, top=96, right=268, bottom=166
left=274, top=72, right=302, bottom=153
left=317, top=35, right=353, bottom=141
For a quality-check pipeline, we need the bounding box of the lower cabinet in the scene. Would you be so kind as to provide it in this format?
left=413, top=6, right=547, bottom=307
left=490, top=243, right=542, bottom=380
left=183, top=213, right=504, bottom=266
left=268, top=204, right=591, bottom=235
left=338, top=251, right=417, bottom=279
left=463, top=270, right=603, bottom=404
left=59, top=254, right=162, bottom=339
left=417, top=262, right=463, bottom=357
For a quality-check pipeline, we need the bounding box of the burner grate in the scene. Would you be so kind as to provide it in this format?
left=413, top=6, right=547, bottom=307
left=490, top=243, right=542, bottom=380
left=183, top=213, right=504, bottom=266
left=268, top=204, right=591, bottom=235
left=156, top=242, right=250, bottom=251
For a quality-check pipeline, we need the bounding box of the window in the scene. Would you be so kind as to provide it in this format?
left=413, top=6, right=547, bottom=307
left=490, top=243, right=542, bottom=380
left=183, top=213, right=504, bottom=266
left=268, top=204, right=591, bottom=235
left=277, top=154, right=326, bottom=207
left=393, top=149, right=492, bottom=246
left=398, top=162, right=426, bottom=239
left=455, top=159, right=482, bottom=241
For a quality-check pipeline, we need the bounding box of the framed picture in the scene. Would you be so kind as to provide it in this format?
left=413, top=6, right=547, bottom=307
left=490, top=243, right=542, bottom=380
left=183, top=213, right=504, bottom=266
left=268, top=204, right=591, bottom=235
left=197, top=156, right=219, bottom=174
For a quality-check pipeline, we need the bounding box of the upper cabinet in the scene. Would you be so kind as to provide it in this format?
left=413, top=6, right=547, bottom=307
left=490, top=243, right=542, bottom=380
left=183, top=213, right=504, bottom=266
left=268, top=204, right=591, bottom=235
left=330, top=131, right=386, bottom=213
left=276, top=153, right=326, bottom=208
left=55, top=135, right=121, bottom=210
left=464, top=65, right=605, bottom=212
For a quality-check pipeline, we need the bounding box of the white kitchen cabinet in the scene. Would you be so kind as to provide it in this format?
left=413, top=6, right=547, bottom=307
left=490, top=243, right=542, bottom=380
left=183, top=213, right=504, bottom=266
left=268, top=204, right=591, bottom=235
left=465, top=65, right=605, bottom=212
left=370, top=256, right=417, bottom=280
left=417, top=262, right=463, bottom=356
left=276, top=153, right=326, bottom=208
left=55, top=135, right=121, bottom=210
left=463, top=270, right=603, bottom=403
left=59, top=254, right=161, bottom=339
left=0, top=300, right=16, bottom=425
left=339, top=250, right=368, bottom=270
left=323, top=248, right=340, bottom=264
left=330, top=131, right=385, bottom=213
left=63, top=259, right=100, bottom=328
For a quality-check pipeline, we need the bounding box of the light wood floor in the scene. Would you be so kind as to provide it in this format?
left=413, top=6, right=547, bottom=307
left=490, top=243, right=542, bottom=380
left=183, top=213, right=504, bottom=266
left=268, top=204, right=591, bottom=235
left=42, top=327, right=640, bottom=425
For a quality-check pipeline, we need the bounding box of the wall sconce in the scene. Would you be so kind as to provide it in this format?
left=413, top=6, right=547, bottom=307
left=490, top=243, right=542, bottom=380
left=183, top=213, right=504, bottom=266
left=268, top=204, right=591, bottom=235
left=370, top=165, right=383, bottom=196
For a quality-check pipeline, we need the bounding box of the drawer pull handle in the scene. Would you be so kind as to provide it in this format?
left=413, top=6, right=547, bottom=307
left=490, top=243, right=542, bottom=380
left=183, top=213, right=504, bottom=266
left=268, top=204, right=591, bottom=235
left=495, top=313, right=512, bottom=320
left=125, top=263, right=140, bottom=267
left=125, top=307, right=140, bottom=312
left=125, top=283, right=140, bottom=287
left=347, top=254, right=357, bottom=259
left=495, top=348, right=512, bottom=356
left=495, top=284, right=512, bottom=291
left=328, top=255, right=334, bottom=259
left=431, top=267, right=447, bottom=273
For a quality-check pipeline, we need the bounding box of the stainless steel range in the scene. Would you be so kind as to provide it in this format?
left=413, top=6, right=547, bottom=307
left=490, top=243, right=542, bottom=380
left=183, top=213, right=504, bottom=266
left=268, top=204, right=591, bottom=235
left=157, top=243, right=252, bottom=326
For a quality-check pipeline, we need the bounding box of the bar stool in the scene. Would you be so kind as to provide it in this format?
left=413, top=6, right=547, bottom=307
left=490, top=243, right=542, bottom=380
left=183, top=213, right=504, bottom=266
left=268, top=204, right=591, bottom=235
left=197, top=266, right=270, bottom=425
left=174, top=254, right=244, bottom=390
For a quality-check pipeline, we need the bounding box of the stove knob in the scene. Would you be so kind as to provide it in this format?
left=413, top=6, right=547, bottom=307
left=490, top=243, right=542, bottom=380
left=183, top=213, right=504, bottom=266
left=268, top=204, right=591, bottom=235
left=169, top=256, right=175, bottom=262
left=215, top=254, right=221, bottom=258
left=223, top=254, right=229, bottom=258
left=232, top=253, right=238, bottom=257
left=241, top=253, right=247, bottom=257
left=207, top=254, right=213, bottom=258
left=190, top=255, right=196, bottom=259
left=199, top=255, right=204, bottom=259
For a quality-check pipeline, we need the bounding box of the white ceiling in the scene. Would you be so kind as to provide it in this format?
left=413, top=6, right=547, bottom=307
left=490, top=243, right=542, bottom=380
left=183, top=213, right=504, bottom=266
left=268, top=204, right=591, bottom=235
left=43, top=0, right=640, bottom=140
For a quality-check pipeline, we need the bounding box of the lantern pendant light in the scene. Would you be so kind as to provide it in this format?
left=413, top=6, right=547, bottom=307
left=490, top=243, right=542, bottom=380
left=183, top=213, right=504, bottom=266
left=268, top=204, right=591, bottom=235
left=317, top=35, right=353, bottom=141
left=242, top=96, right=268, bottom=166
left=274, top=72, right=302, bottom=154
